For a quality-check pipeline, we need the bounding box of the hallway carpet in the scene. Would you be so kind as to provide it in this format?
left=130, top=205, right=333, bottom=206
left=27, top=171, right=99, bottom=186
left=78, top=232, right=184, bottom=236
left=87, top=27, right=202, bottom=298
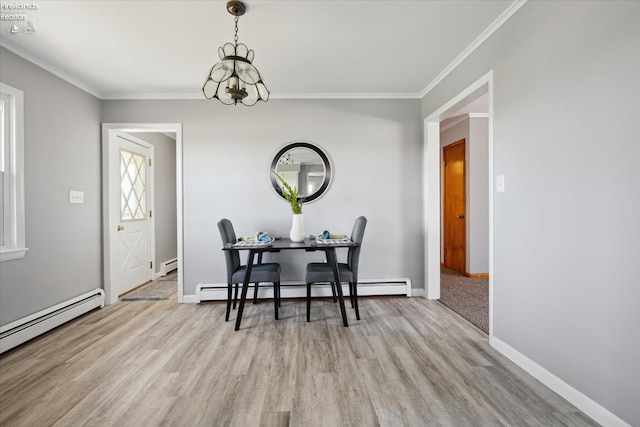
left=439, top=267, right=489, bottom=333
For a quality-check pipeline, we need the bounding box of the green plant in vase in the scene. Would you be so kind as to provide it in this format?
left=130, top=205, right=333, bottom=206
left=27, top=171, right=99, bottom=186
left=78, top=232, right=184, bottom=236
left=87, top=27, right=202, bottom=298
left=272, top=171, right=302, bottom=214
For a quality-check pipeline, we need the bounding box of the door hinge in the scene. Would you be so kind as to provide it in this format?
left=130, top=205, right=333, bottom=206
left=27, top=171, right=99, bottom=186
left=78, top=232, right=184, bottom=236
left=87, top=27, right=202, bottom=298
left=150, top=261, right=153, bottom=269
left=149, top=158, right=152, bottom=167
left=149, top=210, right=152, bottom=218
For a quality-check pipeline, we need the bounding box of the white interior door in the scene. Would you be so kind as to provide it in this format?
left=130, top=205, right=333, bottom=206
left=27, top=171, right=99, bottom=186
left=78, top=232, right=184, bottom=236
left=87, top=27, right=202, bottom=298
left=108, top=132, right=153, bottom=296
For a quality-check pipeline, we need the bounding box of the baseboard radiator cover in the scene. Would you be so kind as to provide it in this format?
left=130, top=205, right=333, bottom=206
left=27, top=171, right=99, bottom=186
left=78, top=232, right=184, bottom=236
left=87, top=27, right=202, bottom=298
left=196, top=278, right=412, bottom=302
left=0, top=289, right=105, bottom=353
left=160, top=258, right=178, bottom=276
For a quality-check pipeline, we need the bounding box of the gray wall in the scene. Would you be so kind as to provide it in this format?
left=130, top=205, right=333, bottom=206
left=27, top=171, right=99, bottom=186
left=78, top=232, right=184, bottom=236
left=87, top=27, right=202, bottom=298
left=440, top=116, right=489, bottom=274
left=423, top=2, right=639, bottom=425
left=102, top=99, right=424, bottom=296
left=126, top=132, right=177, bottom=275
left=468, top=117, right=489, bottom=274
left=0, top=48, right=102, bottom=325
left=2, top=1, right=636, bottom=423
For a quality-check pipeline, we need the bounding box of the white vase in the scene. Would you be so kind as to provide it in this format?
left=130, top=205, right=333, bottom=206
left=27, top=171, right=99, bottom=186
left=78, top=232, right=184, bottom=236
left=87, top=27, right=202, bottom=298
left=290, top=213, right=305, bottom=242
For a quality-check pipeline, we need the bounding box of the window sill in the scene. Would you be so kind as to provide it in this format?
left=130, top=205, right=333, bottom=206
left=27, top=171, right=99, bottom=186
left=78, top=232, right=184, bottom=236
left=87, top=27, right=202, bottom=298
left=0, top=248, right=29, bottom=262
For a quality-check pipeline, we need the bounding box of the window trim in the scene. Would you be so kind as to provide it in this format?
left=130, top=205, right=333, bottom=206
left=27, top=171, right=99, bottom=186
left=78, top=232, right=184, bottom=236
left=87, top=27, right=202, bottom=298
left=1, top=82, right=28, bottom=262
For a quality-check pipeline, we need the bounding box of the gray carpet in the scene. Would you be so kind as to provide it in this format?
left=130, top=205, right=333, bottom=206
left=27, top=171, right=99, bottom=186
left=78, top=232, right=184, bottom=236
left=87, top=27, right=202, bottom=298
left=121, top=276, right=177, bottom=301
left=439, top=267, right=489, bottom=333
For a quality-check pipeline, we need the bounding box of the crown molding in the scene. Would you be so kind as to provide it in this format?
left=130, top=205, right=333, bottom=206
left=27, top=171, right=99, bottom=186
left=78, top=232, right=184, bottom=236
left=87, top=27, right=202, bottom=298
left=100, top=92, right=422, bottom=100
left=418, top=0, right=528, bottom=99
left=0, top=39, right=102, bottom=99
left=101, top=93, right=201, bottom=100
left=269, top=92, right=421, bottom=100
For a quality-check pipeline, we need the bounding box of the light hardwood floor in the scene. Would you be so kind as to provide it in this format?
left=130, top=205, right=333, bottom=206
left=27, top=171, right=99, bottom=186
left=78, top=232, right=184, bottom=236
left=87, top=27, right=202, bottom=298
left=0, top=295, right=597, bottom=426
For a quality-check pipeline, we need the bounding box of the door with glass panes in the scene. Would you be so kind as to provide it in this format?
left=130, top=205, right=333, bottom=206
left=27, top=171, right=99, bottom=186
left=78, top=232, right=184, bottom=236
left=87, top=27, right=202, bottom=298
left=108, top=132, right=152, bottom=296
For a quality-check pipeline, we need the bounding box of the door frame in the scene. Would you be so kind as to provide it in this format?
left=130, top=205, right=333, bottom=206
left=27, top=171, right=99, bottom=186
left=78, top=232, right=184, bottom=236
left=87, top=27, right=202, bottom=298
left=423, top=70, right=494, bottom=337
left=102, top=123, right=183, bottom=305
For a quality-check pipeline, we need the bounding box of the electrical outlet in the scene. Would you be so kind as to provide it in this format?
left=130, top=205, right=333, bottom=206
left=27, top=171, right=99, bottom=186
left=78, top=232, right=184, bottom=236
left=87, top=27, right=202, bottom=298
left=69, top=190, right=84, bottom=204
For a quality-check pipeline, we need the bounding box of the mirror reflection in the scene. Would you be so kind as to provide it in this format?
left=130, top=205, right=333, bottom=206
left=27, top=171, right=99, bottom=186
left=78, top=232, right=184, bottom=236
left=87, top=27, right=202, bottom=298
left=270, top=142, right=331, bottom=203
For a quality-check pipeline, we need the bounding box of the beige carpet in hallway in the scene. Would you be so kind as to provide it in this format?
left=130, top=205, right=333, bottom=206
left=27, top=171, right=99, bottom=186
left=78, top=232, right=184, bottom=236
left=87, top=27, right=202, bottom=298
left=439, top=267, right=489, bottom=333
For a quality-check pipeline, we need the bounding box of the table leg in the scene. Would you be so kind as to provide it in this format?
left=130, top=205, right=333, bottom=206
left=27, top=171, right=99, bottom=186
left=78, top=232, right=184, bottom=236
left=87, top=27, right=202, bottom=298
left=327, top=248, right=348, bottom=327
left=235, top=250, right=256, bottom=331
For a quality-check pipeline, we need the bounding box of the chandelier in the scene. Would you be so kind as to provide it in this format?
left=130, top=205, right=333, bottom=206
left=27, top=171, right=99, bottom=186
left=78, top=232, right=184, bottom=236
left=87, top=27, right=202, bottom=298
left=202, top=1, right=269, bottom=106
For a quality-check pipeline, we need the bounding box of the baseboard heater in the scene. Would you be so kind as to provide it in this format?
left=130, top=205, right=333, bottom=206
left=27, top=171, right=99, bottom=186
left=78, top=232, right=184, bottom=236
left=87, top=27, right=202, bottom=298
left=196, top=278, right=412, bottom=302
left=0, top=289, right=105, bottom=353
left=160, top=258, right=178, bottom=276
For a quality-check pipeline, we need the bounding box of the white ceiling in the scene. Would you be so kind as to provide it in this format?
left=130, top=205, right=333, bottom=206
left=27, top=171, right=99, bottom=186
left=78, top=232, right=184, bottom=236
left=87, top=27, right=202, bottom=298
left=0, top=0, right=522, bottom=100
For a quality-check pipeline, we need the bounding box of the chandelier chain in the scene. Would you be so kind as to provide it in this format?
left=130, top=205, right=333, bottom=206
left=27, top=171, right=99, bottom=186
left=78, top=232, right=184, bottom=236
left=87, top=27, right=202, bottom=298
left=234, top=15, right=239, bottom=47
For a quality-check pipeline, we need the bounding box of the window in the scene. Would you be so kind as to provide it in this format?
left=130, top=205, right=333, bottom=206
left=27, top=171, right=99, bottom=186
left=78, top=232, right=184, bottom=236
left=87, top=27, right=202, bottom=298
left=120, top=149, right=147, bottom=221
left=0, top=82, right=27, bottom=262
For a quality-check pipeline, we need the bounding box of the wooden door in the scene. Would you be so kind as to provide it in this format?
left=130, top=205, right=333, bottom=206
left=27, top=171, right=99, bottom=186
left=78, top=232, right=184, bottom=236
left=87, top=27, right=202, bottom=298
left=443, top=139, right=466, bottom=274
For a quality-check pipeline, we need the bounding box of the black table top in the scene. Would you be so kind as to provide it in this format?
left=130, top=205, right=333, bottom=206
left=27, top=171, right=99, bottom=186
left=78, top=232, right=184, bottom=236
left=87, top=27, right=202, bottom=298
left=224, top=237, right=357, bottom=251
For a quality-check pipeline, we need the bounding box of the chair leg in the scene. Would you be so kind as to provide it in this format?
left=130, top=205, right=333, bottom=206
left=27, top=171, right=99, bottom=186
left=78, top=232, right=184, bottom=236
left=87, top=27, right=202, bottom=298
left=274, top=282, right=279, bottom=320
left=349, top=282, right=355, bottom=308
left=331, top=281, right=337, bottom=303
left=278, top=282, right=282, bottom=307
left=233, top=283, right=239, bottom=309
left=225, top=284, right=232, bottom=321
left=253, top=282, right=259, bottom=304
left=306, top=283, right=312, bottom=322
left=352, top=281, right=360, bottom=320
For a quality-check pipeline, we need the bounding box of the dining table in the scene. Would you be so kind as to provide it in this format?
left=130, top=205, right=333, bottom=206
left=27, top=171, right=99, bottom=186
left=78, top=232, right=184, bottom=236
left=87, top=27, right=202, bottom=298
left=223, top=237, right=358, bottom=331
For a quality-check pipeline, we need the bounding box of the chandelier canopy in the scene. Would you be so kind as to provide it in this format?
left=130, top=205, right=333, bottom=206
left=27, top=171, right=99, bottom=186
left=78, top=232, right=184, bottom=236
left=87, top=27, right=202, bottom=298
left=202, top=1, right=269, bottom=106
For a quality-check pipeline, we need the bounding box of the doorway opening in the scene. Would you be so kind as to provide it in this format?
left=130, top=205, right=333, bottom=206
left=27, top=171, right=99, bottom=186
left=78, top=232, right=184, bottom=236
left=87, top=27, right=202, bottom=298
left=102, top=123, right=183, bottom=305
left=423, top=71, right=494, bottom=337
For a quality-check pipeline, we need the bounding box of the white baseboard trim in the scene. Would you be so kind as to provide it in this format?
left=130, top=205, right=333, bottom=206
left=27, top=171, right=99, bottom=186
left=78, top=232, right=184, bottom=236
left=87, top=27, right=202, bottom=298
left=1, top=289, right=104, bottom=353
left=490, top=336, right=631, bottom=427
left=411, top=288, right=425, bottom=298
left=181, top=294, right=199, bottom=304
left=195, top=278, right=411, bottom=303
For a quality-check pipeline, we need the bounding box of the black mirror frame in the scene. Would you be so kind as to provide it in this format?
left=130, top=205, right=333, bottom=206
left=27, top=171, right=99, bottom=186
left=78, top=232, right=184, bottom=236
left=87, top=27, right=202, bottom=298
left=270, top=141, right=332, bottom=203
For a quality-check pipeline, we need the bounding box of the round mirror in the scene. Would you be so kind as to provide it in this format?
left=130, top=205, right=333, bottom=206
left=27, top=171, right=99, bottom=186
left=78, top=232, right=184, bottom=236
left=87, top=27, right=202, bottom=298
left=270, top=142, right=332, bottom=203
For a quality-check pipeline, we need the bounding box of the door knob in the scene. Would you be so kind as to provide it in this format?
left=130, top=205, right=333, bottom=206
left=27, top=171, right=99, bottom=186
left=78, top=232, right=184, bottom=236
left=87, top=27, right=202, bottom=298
left=457, top=215, right=465, bottom=219
left=117, top=225, right=125, bottom=231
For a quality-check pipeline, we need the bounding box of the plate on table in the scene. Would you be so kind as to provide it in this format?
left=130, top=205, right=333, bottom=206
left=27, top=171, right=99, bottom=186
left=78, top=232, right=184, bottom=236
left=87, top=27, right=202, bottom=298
left=315, top=238, right=351, bottom=244
left=232, top=240, right=273, bottom=247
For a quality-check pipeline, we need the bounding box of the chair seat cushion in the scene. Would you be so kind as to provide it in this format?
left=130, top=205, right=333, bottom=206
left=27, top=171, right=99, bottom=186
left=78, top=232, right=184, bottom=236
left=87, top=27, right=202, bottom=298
left=305, top=262, right=354, bottom=284
left=232, top=263, right=281, bottom=284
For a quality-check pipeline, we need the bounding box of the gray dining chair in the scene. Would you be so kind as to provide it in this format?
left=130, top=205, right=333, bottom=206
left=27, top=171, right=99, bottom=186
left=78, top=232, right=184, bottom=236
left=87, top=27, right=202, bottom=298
left=305, top=216, right=367, bottom=322
left=217, top=218, right=282, bottom=321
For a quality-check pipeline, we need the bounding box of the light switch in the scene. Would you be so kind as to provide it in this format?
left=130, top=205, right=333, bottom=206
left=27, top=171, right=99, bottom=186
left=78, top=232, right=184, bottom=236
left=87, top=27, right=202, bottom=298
left=496, top=175, right=505, bottom=193
left=69, top=190, right=84, bottom=204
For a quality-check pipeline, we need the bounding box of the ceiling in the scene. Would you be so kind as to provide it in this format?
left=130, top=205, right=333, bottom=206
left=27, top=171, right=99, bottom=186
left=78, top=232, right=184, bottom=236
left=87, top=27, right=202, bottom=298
left=0, top=1, right=521, bottom=100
